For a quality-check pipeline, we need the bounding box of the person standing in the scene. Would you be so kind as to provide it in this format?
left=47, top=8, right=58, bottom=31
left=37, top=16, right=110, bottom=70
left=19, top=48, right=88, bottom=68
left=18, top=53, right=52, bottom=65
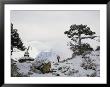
left=57, top=55, right=60, bottom=62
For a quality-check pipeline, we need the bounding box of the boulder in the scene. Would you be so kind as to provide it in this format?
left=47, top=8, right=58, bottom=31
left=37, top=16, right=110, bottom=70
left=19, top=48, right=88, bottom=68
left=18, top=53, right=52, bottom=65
left=40, top=62, right=51, bottom=74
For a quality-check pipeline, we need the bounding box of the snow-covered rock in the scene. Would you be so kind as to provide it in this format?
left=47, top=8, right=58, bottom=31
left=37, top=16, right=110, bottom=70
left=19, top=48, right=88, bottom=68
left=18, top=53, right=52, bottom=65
left=16, top=61, right=32, bottom=75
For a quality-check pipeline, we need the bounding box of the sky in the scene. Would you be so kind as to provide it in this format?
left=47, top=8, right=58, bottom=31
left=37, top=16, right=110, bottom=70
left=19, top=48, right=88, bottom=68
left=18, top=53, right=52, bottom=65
left=10, top=10, right=100, bottom=42
left=10, top=10, right=100, bottom=58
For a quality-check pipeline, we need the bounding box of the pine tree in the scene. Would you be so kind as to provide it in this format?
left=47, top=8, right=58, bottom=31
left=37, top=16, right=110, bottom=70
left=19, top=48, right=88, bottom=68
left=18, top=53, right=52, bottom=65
left=64, top=24, right=96, bottom=55
left=11, top=23, right=25, bottom=55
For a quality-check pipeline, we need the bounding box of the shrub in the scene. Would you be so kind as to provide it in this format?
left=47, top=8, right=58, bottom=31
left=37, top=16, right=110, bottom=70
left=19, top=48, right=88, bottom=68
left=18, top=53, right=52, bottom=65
left=81, top=57, right=96, bottom=70
left=11, top=59, right=28, bottom=77
left=95, top=46, right=100, bottom=51
left=18, top=58, right=34, bottom=63
left=70, top=43, right=93, bottom=55
left=87, top=72, right=97, bottom=77
left=18, top=59, right=26, bottom=63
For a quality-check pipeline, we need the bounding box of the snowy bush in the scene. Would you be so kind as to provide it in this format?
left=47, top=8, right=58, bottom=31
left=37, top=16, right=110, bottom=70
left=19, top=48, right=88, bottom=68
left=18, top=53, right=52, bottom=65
left=70, top=43, right=93, bottom=55
left=95, top=46, right=100, bottom=51
left=87, top=72, right=97, bottom=77
left=11, top=59, right=28, bottom=77
left=59, top=66, right=70, bottom=73
left=81, top=56, right=96, bottom=70
left=64, top=68, right=79, bottom=76
left=55, top=65, right=79, bottom=76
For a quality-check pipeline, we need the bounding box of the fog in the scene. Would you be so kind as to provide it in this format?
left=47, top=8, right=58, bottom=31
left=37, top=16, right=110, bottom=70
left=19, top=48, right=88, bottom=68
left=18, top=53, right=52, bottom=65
left=11, top=10, right=100, bottom=57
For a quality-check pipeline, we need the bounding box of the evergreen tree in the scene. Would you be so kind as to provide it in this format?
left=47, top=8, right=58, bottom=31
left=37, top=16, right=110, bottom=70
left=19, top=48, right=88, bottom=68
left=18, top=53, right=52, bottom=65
left=64, top=24, right=96, bottom=55
left=11, top=23, right=25, bottom=55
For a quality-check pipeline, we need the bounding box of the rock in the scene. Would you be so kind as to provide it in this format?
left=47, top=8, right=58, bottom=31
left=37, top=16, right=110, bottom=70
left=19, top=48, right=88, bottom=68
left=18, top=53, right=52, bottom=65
left=40, top=62, right=51, bottom=74
left=18, top=57, right=34, bottom=63
left=56, top=74, right=60, bottom=76
left=58, top=67, right=62, bottom=70
left=52, top=72, right=60, bottom=76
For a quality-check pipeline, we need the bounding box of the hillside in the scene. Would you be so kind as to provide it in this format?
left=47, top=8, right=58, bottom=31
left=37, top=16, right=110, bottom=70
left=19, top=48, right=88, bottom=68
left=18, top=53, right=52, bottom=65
left=11, top=50, right=100, bottom=77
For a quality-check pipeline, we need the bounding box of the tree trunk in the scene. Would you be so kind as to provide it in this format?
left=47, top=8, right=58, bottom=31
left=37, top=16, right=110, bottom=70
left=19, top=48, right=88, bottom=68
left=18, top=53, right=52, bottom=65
left=78, top=34, right=81, bottom=46
left=11, top=46, right=13, bottom=55
left=78, top=34, right=81, bottom=55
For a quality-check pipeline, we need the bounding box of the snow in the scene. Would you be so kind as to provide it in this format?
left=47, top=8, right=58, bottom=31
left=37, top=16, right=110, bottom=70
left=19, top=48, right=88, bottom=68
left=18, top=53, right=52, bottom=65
left=16, top=61, right=32, bottom=75
left=50, top=51, right=100, bottom=77
left=11, top=40, right=100, bottom=77
left=12, top=50, right=100, bottom=77
left=11, top=50, right=25, bottom=61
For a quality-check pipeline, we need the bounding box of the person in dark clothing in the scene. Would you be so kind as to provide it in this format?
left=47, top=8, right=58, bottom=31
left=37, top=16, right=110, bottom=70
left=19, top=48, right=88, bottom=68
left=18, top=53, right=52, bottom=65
left=57, top=55, right=60, bottom=62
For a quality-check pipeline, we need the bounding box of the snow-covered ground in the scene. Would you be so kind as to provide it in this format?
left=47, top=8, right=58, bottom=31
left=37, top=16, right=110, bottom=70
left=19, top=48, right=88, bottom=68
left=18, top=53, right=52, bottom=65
left=11, top=50, right=100, bottom=77
left=50, top=51, right=100, bottom=77
left=11, top=40, right=100, bottom=77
